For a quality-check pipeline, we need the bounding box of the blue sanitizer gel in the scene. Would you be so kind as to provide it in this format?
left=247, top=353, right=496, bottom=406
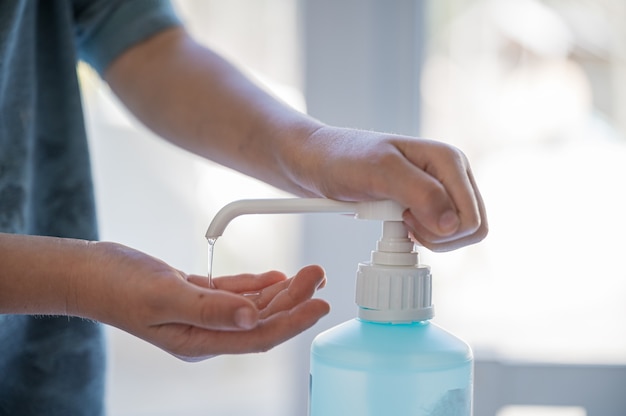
left=309, top=221, right=473, bottom=415
left=310, top=319, right=472, bottom=416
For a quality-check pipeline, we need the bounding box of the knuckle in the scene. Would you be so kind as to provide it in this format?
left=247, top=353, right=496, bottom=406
left=437, top=142, right=469, bottom=169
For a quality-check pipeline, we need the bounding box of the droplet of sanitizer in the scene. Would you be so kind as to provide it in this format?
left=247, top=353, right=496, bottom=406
left=207, top=238, right=217, bottom=288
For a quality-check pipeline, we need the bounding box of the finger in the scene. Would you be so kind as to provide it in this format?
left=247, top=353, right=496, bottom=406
left=190, top=271, right=287, bottom=293
left=254, top=265, right=325, bottom=311
left=383, top=140, right=461, bottom=238
left=259, top=265, right=326, bottom=319
left=318, top=275, right=327, bottom=289
left=403, top=159, right=488, bottom=251
left=253, top=278, right=291, bottom=310
left=427, top=150, right=481, bottom=240
left=186, top=275, right=213, bottom=289
left=249, top=298, right=330, bottom=353
left=419, top=167, right=488, bottom=252
left=156, top=281, right=260, bottom=331
left=467, top=166, right=489, bottom=240
left=394, top=139, right=485, bottom=244
left=199, top=298, right=330, bottom=356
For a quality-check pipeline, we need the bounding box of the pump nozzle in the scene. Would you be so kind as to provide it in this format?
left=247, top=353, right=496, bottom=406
left=205, top=198, right=405, bottom=240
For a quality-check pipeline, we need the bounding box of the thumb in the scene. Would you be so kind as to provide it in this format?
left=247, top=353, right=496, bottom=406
left=166, top=283, right=260, bottom=331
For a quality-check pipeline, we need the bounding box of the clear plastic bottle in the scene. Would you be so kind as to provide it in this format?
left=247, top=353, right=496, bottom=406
left=309, top=221, right=473, bottom=416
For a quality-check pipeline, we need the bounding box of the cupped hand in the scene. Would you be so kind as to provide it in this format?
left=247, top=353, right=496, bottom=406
left=293, top=126, right=488, bottom=251
left=81, top=242, right=329, bottom=361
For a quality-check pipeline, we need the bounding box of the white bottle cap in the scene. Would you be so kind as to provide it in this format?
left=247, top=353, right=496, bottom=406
left=355, top=221, right=434, bottom=323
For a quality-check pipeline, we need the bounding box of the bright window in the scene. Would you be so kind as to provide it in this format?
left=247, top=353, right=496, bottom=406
left=421, top=0, right=626, bottom=365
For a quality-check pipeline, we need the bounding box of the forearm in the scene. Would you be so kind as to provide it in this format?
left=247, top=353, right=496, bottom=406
left=0, top=233, right=94, bottom=315
left=104, top=27, right=323, bottom=196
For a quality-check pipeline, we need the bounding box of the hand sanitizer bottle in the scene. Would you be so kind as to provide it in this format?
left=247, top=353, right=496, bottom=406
left=309, top=220, right=473, bottom=416
left=204, top=198, right=473, bottom=416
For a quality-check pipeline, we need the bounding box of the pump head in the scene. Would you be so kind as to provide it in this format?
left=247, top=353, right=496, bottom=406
left=356, top=220, right=433, bottom=323
left=205, top=198, right=433, bottom=324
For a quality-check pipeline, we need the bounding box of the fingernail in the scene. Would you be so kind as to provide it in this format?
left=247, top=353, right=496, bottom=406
left=438, top=210, right=460, bottom=234
left=234, top=307, right=257, bottom=329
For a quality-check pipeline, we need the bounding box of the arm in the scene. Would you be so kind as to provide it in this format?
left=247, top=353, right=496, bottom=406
left=0, top=232, right=329, bottom=360
left=103, top=26, right=318, bottom=197
left=104, top=27, right=487, bottom=252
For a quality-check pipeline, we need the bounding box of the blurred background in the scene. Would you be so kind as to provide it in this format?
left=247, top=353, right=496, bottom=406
left=78, top=0, right=626, bottom=415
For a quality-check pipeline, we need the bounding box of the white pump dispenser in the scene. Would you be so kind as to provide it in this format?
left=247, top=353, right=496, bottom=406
left=205, top=198, right=404, bottom=240
left=356, top=220, right=433, bottom=323
left=205, top=198, right=472, bottom=416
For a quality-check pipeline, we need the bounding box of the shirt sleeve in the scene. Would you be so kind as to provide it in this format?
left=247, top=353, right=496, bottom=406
left=74, top=0, right=182, bottom=76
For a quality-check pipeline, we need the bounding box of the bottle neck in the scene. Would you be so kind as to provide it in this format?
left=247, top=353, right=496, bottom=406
left=356, top=315, right=431, bottom=326
left=357, top=306, right=434, bottom=323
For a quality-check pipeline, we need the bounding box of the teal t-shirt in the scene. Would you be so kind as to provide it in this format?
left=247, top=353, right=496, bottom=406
left=0, top=1, right=180, bottom=414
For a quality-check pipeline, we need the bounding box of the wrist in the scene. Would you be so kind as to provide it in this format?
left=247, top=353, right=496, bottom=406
left=0, top=233, right=95, bottom=316
left=276, top=121, right=332, bottom=197
left=68, top=240, right=137, bottom=323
